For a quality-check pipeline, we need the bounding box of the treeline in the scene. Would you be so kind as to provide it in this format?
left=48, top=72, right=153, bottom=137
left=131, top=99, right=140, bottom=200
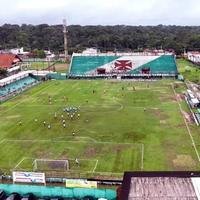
left=0, top=24, right=200, bottom=55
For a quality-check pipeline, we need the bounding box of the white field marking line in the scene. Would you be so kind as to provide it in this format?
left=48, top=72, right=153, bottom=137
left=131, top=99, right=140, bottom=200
left=13, top=157, right=28, bottom=170
left=27, top=84, right=59, bottom=103
left=30, top=82, right=55, bottom=97
left=50, top=136, right=98, bottom=143
left=3, top=137, right=97, bottom=143
left=2, top=138, right=140, bottom=145
left=133, top=87, right=168, bottom=90
left=0, top=139, right=6, bottom=144
left=6, top=104, right=167, bottom=111
left=32, top=85, right=65, bottom=103
left=171, top=84, right=200, bottom=162
left=80, top=103, right=123, bottom=113
left=152, top=89, right=169, bottom=92
left=112, top=98, right=124, bottom=111
left=17, top=104, right=66, bottom=107
left=1, top=83, right=54, bottom=114
left=7, top=104, right=166, bottom=109
left=75, top=136, right=97, bottom=142
left=141, top=143, right=144, bottom=171
left=92, top=160, right=99, bottom=173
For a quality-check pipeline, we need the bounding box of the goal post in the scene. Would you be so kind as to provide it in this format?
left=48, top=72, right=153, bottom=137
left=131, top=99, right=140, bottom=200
left=33, top=159, right=70, bottom=171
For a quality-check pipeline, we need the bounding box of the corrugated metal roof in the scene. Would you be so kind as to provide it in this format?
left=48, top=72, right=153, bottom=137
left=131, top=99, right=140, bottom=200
left=0, top=53, right=22, bottom=69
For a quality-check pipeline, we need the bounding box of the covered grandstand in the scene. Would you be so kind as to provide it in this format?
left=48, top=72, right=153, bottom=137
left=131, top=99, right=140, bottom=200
left=68, top=53, right=178, bottom=79
left=0, top=71, right=39, bottom=102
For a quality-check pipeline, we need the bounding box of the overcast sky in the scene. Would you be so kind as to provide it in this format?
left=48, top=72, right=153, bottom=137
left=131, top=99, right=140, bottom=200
left=1, top=0, right=200, bottom=26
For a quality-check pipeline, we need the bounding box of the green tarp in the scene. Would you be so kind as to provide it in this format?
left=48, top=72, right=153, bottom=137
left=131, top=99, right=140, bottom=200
left=0, top=184, right=116, bottom=200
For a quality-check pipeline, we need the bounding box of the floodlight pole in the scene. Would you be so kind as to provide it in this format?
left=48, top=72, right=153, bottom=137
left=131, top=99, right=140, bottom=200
left=63, top=19, right=68, bottom=62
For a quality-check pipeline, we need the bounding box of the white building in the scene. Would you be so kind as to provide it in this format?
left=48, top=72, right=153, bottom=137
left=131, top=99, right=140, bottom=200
left=10, top=47, right=29, bottom=56
left=82, top=48, right=99, bottom=54
left=187, top=52, right=200, bottom=64
left=44, top=50, right=56, bottom=61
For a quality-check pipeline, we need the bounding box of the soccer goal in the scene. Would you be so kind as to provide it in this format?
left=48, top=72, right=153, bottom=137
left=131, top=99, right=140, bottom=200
left=33, top=159, right=69, bottom=171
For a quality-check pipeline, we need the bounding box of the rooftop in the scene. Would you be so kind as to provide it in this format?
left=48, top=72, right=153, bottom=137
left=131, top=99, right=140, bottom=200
left=120, top=171, right=200, bottom=200
left=0, top=53, right=22, bottom=69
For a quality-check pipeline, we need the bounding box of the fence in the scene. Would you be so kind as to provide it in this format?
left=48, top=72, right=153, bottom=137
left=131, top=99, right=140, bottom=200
left=47, top=73, right=67, bottom=80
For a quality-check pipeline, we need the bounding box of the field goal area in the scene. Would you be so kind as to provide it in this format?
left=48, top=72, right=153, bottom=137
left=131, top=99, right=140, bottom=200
left=13, top=157, right=99, bottom=173
left=33, top=159, right=70, bottom=171
left=1, top=139, right=143, bottom=175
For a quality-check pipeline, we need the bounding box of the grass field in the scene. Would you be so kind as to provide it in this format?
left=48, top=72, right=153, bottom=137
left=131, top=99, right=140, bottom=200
left=0, top=79, right=200, bottom=178
left=177, top=58, right=200, bottom=83
left=23, top=61, right=68, bottom=73
left=26, top=62, right=50, bottom=70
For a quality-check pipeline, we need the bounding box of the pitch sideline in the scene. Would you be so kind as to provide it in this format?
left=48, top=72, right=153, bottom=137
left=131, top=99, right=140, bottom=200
left=171, top=84, right=200, bottom=162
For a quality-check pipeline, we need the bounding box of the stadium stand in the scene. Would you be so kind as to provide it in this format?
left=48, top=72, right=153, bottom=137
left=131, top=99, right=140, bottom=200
left=129, top=55, right=178, bottom=75
left=0, top=71, right=39, bottom=102
left=69, top=53, right=178, bottom=79
left=70, top=55, right=119, bottom=75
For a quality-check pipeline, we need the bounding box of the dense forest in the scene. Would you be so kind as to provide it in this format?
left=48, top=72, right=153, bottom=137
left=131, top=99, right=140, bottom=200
left=0, top=24, right=200, bottom=55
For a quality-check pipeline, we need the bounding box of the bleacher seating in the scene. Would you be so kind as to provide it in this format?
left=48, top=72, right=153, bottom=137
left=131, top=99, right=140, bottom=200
left=69, top=54, right=178, bottom=77
left=70, top=55, right=119, bottom=75
left=0, top=76, right=38, bottom=98
left=129, top=55, right=178, bottom=75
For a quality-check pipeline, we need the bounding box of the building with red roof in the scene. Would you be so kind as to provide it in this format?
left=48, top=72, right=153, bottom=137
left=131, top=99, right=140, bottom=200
left=0, top=54, right=22, bottom=69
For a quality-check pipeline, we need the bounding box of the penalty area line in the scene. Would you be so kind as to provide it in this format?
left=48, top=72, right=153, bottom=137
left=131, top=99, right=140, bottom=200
left=92, top=160, right=99, bottom=173
left=141, top=143, right=144, bottom=171
left=0, top=139, right=6, bottom=144
left=13, top=157, right=28, bottom=170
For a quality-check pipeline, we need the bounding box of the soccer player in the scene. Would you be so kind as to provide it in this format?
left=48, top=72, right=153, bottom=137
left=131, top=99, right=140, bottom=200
left=75, top=158, right=79, bottom=166
left=43, top=121, right=46, bottom=126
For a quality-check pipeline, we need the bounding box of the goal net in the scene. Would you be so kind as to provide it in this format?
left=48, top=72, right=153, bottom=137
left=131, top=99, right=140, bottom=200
left=33, top=159, right=69, bottom=171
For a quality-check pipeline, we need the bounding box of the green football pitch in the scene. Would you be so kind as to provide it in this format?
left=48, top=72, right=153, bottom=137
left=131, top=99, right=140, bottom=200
left=0, top=80, right=200, bottom=179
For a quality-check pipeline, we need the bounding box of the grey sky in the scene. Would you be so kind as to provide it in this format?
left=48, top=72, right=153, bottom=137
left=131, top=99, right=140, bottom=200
left=1, top=0, right=200, bottom=25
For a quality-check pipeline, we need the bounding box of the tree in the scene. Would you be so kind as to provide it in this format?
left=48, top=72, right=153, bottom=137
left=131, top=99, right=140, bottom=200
left=32, top=49, right=46, bottom=58
left=0, top=24, right=200, bottom=55
left=0, top=68, right=8, bottom=79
